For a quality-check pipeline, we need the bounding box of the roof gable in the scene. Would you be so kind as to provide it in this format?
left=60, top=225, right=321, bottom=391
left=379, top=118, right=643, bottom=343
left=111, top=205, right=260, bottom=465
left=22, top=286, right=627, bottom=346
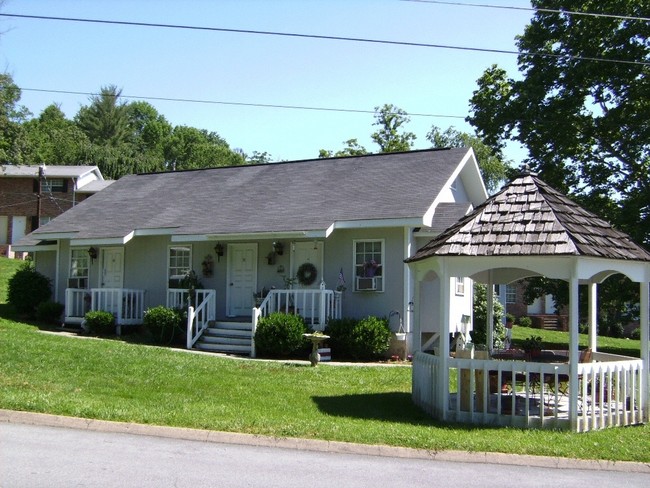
left=408, top=172, right=650, bottom=262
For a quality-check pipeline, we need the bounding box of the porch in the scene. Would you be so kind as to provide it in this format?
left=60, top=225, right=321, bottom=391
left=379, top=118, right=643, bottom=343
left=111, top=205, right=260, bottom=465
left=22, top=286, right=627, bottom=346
left=412, top=350, right=645, bottom=432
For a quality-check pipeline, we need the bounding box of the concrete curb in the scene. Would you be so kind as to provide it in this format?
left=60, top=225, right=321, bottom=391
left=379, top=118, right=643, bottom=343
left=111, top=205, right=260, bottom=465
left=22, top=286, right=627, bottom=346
left=2, top=409, right=649, bottom=473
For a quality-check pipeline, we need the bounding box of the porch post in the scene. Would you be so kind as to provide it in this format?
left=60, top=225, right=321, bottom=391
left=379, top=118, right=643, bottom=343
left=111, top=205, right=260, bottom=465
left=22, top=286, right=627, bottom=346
left=438, top=260, right=451, bottom=421
left=588, top=282, right=598, bottom=352
left=568, top=275, right=580, bottom=431
left=412, top=266, right=422, bottom=353
left=640, top=281, right=649, bottom=423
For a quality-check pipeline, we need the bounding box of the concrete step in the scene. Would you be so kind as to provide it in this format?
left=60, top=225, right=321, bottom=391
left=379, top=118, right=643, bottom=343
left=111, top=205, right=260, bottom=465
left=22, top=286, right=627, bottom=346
left=200, top=335, right=251, bottom=346
left=195, top=320, right=253, bottom=355
left=195, top=342, right=252, bottom=354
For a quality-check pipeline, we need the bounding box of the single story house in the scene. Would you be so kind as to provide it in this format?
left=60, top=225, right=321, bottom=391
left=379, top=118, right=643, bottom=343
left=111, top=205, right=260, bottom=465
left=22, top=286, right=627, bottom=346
left=15, top=148, right=488, bottom=356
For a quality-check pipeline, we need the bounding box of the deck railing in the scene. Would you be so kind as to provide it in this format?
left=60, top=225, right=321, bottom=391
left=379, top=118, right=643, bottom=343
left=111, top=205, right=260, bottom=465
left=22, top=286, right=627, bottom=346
left=412, top=350, right=645, bottom=432
left=65, top=288, right=146, bottom=333
left=251, top=288, right=342, bottom=358
left=186, top=289, right=216, bottom=349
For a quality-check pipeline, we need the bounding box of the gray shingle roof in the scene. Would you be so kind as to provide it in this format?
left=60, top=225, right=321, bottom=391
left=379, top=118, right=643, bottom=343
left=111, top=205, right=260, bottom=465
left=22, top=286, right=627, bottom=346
left=30, top=148, right=471, bottom=241
left=0, top=165, right=100, bottom=178
left=408, top=172, right=650, bottom=262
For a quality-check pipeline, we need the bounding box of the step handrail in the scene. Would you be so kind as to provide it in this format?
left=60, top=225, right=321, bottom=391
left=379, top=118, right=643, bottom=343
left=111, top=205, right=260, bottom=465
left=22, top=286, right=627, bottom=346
left=186, top=289, right=216, bottom=349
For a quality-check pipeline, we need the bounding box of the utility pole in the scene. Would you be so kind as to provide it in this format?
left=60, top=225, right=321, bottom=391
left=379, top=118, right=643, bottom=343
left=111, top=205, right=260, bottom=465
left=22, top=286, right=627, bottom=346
left=35, top=165, right=44, bottom=229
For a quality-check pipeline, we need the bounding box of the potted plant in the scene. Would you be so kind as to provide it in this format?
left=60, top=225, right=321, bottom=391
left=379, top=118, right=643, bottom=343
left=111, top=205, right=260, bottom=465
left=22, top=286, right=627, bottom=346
left=521, top=335, right=543, bottom=359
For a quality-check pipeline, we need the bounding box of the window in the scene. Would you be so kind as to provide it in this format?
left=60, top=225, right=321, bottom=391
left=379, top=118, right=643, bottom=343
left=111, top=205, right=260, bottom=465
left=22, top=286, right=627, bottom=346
left=353, top=239, right=384, bottom=292
left=455, top=277, right=465, bottom=296
left=43, top=178, right=66, bottom=193
left=168, top=245, right=191, bottom=288
left=506, top=284, right=517, bottom=304
left=68, top=249, right=89, bottom=289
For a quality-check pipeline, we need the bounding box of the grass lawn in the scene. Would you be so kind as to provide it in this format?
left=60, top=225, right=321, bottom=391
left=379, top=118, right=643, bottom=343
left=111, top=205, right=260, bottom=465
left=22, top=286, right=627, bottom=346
left=0, top=257, right=648, bottom=463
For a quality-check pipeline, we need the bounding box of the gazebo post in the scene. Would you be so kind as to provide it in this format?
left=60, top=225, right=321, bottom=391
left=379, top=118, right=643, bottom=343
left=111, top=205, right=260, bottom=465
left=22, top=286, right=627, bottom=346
left=588, top=282, right=598, bottom=352
left=487, top=272, right=494, bottom=353
left=641, top=281, right=649, bottom=423
left=439, top=262, right=451, bottom=421
left=568, top=274, right=580, bottom=431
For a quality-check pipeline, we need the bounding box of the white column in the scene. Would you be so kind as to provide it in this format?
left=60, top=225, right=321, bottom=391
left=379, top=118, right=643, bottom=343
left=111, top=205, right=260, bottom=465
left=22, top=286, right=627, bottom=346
left=411, top=266, right=422, bottom=353
left=588, top=282, right=598, bottom=352
left=640, top=281, right=649, bottom=423
left=568, top=275, right=580, bottom=431
left=486, top=272, right=494, bottom=353
left=404, top=228, right=415, bottom=335
left=439, top=261, right=451, bottom=421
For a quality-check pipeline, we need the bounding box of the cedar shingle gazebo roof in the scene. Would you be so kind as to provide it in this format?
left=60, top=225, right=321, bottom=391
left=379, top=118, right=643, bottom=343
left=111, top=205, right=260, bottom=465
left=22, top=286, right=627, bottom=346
left=408, top=171, right=650, bottom=263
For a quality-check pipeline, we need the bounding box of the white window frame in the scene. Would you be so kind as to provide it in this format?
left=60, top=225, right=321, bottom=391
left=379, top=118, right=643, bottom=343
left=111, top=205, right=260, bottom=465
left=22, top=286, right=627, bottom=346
left=43, top=178, right=65, bottom=193
left=168, top=245, right=192, bottom=288
left=455, top=277, right=465, bottom=296
left=506, top=284, right=517, bottom=304
left=353, top=239, right=384, bottom=292
left=68, top=248, right=89, bottom=289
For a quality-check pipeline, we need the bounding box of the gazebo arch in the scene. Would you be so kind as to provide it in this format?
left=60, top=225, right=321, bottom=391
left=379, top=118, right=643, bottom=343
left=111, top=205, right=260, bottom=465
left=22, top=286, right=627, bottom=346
left=407, top=171, right=650, bottom=431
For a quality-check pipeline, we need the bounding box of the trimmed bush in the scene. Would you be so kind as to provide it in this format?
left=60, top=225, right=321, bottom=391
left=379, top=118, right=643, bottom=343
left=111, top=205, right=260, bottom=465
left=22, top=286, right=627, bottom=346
left=350, top=316, right=391, bottom=360
left=36, top=301, right=64, bottom=325
left=324, top=317, right=357, bottom=359
left=325, top=316, right=391, bottom=361
left=84, top=310, right=116, bottom=336
left=7, top=262, right=52, bottom=315
left=143, top=306, right=183, bottom=344
left=518, top=316, right=532, bottom=328
left=254, top=312, right=308, bottom=358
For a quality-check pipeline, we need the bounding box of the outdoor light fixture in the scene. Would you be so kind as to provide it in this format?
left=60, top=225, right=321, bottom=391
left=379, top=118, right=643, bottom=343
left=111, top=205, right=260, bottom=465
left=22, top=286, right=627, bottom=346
left=87, top=247, right=98, bottom=262
left=272, top=241, right=283, bottom=255
left=214, top=243, right=224, bottom=262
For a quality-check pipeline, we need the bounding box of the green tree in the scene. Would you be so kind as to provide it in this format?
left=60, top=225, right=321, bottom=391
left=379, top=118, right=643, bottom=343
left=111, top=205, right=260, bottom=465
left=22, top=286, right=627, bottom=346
left=125, top=101, right=172, bottom=163
left=318, top=139, right=368, bottom=158
left=164, top=126, right=245, bottom=171
left=0, top=72, right=30, bottom=163
left=23, top=104, right=90, bottom=165
left=371, top=104, right=416, bottom=153
left=427, top=125, right=510, bottom=194
left=75, top=85, right=130, bottom=147
left=468, top=0, right=650, bottom=246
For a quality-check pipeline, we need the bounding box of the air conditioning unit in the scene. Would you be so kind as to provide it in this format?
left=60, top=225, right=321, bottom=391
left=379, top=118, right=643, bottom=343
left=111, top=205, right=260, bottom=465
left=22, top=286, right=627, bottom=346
left=356, top=277, right=377, bottom=291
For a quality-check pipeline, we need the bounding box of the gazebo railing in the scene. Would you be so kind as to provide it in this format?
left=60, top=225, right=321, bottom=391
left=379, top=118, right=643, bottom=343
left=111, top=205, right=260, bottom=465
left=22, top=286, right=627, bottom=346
left=412, top=351, right=644, bottom=432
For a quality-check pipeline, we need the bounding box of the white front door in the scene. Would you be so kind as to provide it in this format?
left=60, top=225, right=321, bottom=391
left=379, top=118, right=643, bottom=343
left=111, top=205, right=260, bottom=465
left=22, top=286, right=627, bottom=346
left=101, top=248, right=124, bottom=289
left=227, top=243, right=257, bottom=317
left=11, top=216, right=27, bottom=244
left=291, top=241, right=324, bottom=289
left=100, top=247, right=125, bottom=316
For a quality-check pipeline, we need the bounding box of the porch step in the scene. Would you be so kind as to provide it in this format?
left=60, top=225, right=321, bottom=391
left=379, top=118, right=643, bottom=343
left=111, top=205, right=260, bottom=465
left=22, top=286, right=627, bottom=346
left=194, top=321, right=253, bottom=356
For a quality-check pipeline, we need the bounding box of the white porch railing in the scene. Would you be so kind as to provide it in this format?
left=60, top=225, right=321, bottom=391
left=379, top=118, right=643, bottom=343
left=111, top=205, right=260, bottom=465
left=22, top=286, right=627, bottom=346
left=65, top=288, right=146, bottom=330
left=167, top=288, right=215, bottom=310
left=186, top=289, right=216, bottom=349
left=412, top=351, right=645, bottom=432
left=251, top=288, right=342, bottom=358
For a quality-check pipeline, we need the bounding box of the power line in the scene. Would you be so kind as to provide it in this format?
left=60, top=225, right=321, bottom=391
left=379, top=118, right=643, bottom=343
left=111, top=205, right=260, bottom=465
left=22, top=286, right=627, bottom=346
left=20, top=87, right=467, bottom=120
left=1, top=12, right=648, bottom=66
left=403, top=0, right=650, bottom=22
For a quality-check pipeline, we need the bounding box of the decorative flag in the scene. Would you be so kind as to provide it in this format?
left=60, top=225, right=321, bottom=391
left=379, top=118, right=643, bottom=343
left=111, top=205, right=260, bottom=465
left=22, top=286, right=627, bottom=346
left=338, top=267, right=346, bottom=285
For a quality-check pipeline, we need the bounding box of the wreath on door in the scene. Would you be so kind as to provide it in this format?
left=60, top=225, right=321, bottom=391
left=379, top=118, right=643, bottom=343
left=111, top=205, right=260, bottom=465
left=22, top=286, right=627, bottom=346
left=296, top=262, right=317, bottom=286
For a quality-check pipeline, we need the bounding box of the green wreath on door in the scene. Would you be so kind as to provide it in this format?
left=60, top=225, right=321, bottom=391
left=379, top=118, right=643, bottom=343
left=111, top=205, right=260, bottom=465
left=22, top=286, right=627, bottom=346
left=296, top=262, right=317, bottom=286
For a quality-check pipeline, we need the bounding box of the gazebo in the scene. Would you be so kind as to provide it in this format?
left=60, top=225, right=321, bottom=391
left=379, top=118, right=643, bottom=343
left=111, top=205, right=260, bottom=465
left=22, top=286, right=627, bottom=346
left=407, top=170, right=650, bottom=432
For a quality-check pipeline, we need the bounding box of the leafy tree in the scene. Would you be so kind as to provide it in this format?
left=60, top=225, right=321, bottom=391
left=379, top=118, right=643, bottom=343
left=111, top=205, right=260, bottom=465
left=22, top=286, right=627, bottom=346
left=427, top=125, right=510, bottom=194
left=468, top=0, right=650, bottom=246
left=371, top=104, right=416, bottom=153
left=318, top=139, right=368, bottom=158
left=75, top=85, right=130, bottom=147
left=471, top=283, right=505, bottom=348
left=319, top=104, right=415, bottom=156
left=23, top=104, right=90, bottom=165
left=125, top=101, right=172, bottom=162
left=0, top=72, right=30, bottom=163
left=164, top=126, right=245, bottom=171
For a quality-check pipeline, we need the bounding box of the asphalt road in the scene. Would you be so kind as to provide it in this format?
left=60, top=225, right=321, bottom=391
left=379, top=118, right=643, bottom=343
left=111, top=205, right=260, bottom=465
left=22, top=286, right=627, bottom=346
left=1, top=412, right=648, bottom=488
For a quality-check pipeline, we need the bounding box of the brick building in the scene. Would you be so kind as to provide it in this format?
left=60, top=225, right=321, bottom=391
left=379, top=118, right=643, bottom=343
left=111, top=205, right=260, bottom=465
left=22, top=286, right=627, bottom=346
left=0, top=165, right=112, bottom=257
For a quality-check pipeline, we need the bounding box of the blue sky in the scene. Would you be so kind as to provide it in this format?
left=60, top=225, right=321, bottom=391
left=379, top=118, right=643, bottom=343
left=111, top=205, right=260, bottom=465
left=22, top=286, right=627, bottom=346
left=1, top=0, right=532, bottom=163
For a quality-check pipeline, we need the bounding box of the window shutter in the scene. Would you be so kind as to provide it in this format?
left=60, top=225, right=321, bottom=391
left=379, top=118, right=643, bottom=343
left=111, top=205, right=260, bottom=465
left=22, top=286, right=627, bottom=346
left=31, top=216, right=39, bottom=231
left=61, top=180, right=69, bottom=193
left=33, top=179, right=39, bottom=193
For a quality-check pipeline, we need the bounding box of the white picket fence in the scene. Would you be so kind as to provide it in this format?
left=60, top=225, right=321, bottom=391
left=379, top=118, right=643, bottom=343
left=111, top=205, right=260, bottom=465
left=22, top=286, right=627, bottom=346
left=412, top=351, right=645, bottom=432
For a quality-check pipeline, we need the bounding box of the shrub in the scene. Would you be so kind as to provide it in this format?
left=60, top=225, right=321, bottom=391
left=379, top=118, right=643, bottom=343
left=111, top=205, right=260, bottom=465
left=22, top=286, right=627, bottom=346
left=630, top=328, right=641, bottom=340
left=143, top=306, right=184, bottom=344
left=35, top=301, right=64, bottom=325
left=324, top=317, right=358, bottom=359
left=470, top=283, right=505, bottom=348
left=7, top=262, right=52, bottom=315
left=349, top=316, right=391, bottom=360
left=254, top=312, right=308, bottom=357
left=84, top=310, right=116, bottom=336
left=518, top=316, right=532, bottom=328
